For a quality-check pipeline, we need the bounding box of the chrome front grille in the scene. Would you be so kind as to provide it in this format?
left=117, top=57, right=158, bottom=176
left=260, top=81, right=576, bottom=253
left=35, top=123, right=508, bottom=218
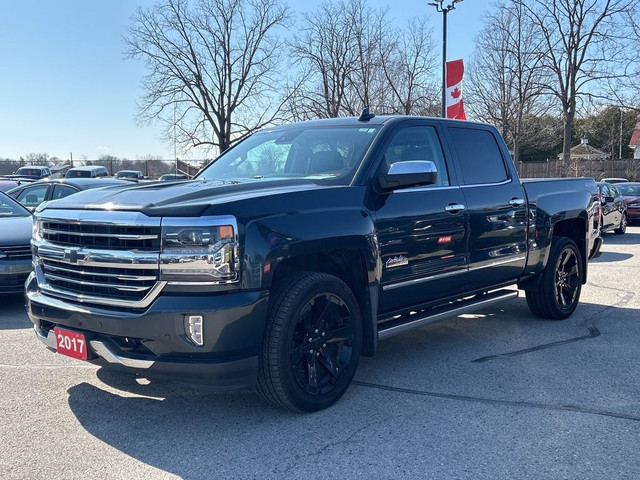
left=41, top=258, right=158, bottom=303
left=1, top=244, right=32, bottom=259
left=42, top=221, right=160, bottom=250
left=33, top=211, right=164, bottom=308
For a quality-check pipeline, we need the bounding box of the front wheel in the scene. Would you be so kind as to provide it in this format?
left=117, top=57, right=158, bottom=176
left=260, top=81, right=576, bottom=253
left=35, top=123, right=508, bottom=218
left=257, top=272, right=362, bottom=412
left=526, top=237, right=583, bottom=320
left=614, top=213, right=627, bottom=235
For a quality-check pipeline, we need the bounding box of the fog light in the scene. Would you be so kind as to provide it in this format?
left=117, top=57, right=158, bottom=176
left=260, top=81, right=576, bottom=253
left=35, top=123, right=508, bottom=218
left=185, top=315, right=204, bottom=346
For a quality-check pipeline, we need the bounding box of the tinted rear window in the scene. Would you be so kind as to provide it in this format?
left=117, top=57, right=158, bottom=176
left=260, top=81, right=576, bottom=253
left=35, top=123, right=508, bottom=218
left=447, top=127, right=508, bottom=185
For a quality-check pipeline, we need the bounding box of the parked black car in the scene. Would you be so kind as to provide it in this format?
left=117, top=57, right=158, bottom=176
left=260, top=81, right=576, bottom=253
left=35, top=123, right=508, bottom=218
left=6, top=177, right=130, bottom=211
left=0, top=192, right=32, bottom=294
left=597, top=182, right=627, bottom=234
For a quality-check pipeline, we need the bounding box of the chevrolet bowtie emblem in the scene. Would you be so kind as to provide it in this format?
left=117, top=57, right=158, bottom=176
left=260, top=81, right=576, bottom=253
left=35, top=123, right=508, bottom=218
left=63, top=248, right=79, bottom=264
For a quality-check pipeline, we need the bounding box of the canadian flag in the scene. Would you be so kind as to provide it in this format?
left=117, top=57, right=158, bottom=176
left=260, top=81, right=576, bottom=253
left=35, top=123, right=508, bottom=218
left=446, top=59, right=466, bottom=120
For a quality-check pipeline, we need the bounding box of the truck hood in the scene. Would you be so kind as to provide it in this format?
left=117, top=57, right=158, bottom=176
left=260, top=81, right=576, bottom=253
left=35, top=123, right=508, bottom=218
left=38, top=179, right=329, bottom=217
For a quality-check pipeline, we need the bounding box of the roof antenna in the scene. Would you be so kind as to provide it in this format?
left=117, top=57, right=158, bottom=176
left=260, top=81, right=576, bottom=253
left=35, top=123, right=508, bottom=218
left=358, top=107, right=375, bottom=122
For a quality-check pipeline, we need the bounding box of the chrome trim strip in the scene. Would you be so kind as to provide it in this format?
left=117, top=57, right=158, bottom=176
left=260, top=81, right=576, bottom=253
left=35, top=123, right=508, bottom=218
left=42, top=228, right=158, bottom=241
left=43, top=273, right=153, bottom=292
left=90, top=340, right=154, bottom=369
left=42, top=262, right=156, bottom=281
left=459, top=178, right=512, bottom=188
left=383, top=268, right=467, bottom=291
left=34, top=326, right=57, bottom=349
left=468, top=255, right=526, bottom=272
left=39, top=280, right=167, bottom=308
left=36, top=242, right=159, bottom=268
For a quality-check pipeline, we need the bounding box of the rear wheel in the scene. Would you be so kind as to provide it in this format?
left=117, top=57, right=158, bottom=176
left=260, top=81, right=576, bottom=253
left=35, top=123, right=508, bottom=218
left=257, top=272, right=362, bottom=412
left=526, top=237, right=583, bottom=320
left=614, top=213, right=627, bottom=235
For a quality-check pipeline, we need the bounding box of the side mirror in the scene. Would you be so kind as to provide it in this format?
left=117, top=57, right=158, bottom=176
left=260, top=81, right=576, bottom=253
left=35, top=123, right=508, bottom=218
left=602, top=196, right=614, bottom=204
left=377, top=160, right=438, bottom=192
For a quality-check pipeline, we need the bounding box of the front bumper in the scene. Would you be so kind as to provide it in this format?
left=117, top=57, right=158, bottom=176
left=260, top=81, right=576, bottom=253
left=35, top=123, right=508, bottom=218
left=26, top=273, right=269, bottom=390
left=627, top=207, right=640, bottom=221
left=0, top=260, right=32, bottom=294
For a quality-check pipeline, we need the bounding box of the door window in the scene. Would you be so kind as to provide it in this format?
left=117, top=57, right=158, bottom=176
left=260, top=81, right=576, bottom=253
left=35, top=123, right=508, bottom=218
left=51, top=184, right=79, bottom=200
left=15, top=184, right=48, bottom=208
left=447, top=127, right=508, bottom=185
left=383, top=126, right=449, bottom=186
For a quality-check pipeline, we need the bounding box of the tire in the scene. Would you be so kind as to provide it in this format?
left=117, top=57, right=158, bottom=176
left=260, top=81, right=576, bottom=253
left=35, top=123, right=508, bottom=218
left=614, top=213, right=627, bottom=235
left=257, top=272, right=362, bottom=412
left=525, top=237, right=583, bottom=320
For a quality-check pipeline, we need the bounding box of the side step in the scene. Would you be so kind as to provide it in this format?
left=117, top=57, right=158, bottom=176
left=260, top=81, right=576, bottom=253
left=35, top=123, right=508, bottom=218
left=377, top=289, right=519, bottom=340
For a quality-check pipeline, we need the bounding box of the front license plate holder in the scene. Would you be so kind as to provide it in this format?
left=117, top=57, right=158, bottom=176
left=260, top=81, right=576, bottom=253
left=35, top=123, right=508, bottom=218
left=54, top=327, right=88, bottom=361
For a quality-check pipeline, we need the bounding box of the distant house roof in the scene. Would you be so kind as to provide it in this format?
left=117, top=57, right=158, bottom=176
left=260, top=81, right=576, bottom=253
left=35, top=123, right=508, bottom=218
left=559, top=141, right=609, bottom=160
left=629, top=114, right=640, bottom=149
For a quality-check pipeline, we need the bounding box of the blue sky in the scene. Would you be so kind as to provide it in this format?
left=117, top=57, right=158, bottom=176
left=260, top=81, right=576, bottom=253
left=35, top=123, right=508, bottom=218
left=0, top=0, right=487, bottom=161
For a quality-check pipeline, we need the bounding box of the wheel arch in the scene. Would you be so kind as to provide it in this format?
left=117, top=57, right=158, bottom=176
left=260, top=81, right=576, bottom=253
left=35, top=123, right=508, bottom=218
left=269, top=245, right=379, bottom=357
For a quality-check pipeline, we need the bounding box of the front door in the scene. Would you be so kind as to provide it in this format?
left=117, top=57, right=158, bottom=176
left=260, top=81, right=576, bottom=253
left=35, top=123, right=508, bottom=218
left=372, top=122, right=469, bottom=314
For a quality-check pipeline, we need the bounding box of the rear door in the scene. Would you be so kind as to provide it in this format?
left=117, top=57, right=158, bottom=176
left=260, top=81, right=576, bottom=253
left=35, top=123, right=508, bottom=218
left=600, top=183, right=619, bottom=230
left=372, top=121, right=469, bottom=314
left=445, top=124, right=527, bottom=289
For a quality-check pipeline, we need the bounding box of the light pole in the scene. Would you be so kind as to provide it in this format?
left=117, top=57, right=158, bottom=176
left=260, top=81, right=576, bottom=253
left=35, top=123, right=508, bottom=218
left=428, top=0, right=463, bottom=118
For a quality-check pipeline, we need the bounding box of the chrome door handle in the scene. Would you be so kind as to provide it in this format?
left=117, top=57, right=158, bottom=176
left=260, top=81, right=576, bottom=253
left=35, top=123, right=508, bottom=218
left=509, top=198, right=525, bottom=207
left=445, top=203, right=466, bottom=213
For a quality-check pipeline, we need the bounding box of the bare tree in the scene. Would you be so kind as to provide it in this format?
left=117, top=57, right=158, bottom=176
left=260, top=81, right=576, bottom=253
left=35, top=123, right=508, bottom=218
left=124, top=0, right=290, bottom=155
left=520, top=0, right=638, bottom=165
left=379, top=17, right=438, bottom=115
left=288, top=0, right=360, bottom=119
left=288, top=0, right=437, bottom=119
left=466, top=1, right=551, bottom=163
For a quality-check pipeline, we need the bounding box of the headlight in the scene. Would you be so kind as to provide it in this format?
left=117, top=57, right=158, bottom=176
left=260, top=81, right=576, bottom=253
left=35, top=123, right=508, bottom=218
left=0, top=250, right=6, bottom=259
left=32, top=217, right=43, bottom=243
left=160, top=216, right=239, bottom=284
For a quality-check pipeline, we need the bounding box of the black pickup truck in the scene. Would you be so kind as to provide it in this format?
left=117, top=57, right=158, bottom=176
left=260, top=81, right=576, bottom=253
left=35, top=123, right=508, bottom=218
left=26, top=115, right=601, bottom=412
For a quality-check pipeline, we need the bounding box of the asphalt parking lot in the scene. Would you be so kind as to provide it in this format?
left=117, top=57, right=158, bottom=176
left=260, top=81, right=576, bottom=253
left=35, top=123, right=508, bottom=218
left=1, top=227, right=639, bottom=480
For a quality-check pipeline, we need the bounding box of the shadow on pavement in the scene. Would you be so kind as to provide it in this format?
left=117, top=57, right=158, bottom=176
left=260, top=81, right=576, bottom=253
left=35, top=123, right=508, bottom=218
left=0, top=293, right=30, bottom=330
left=65, top=297, right=639, bottom=479
left=590, top=251, right=633, bottom=263
left=598, top=229, right=640, bottom=246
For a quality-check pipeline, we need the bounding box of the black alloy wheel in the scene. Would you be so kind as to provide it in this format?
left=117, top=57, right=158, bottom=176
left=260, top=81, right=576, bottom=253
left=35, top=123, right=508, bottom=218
left=526, top=237, right=583, bottom=320
left=257, top=272, right=362, bottom=412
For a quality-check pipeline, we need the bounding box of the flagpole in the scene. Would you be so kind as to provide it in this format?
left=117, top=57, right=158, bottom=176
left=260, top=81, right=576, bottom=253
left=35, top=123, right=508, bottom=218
left=428, top=0, right=463, bottom=118
left=442, top=8, right=447, bottom=118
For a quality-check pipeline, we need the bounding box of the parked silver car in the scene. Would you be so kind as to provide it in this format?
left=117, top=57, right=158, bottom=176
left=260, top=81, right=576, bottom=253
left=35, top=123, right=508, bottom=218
left=0, top=192, right=32, bottom=294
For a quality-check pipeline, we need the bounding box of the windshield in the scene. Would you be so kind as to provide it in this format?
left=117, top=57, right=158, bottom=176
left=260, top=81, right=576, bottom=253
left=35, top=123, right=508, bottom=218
left=15, top=168, right=43, bottom=176
left=196, top=126, right=379, bottom=184
left=116, top=171, right=140, bottom=178
left=0, top=193, right=30, bottom=217
left=67, top=170, right=91, bottom=178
